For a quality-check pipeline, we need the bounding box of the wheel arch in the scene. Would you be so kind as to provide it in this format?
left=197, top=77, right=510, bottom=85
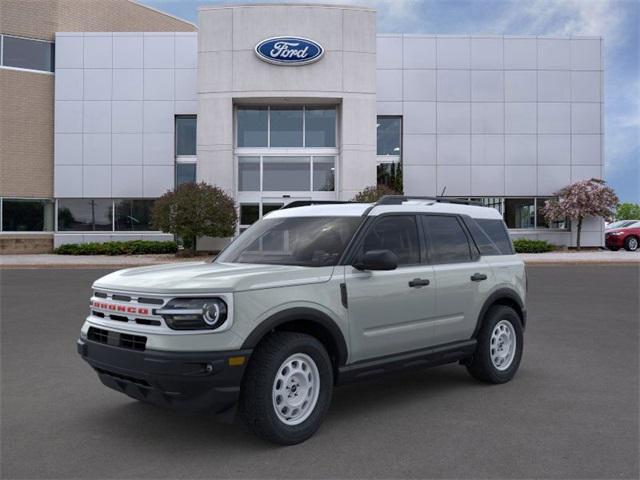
left=473, top=288, right=526, bottom=338
left=241, top=307, right=349, bottom=369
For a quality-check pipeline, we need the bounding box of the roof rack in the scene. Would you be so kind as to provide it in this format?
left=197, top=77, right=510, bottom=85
left=280, top=200, right=354, bottom=210
left=375, top=195, right=482, bottom=206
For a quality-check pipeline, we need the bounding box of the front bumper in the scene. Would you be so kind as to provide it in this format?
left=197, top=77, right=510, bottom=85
left=605, top=234, right=624, bottom=248
left=77, top=338, right=252, bottom=414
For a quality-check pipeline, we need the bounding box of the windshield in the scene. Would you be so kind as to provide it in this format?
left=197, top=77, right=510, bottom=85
left=216, top=216, right=362, bottom=267
left=607, top=220, right=635, bottom=229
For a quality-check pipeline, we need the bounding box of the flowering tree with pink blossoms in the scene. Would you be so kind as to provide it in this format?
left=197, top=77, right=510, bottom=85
left=542, top=179, right=618, bottom=250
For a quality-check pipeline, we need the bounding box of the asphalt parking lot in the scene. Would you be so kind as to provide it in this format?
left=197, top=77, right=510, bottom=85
left=1, top=266, right=638, bottom=479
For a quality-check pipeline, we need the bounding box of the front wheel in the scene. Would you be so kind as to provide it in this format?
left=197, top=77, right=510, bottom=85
left=239, top=332, right=333, bottom=445
left=466, top=305, right=523, bottom=384
left=624, top=236, right=639, bottom=251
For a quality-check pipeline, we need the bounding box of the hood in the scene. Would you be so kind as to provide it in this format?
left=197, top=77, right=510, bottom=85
left=92, top=261, right=335, bottom=294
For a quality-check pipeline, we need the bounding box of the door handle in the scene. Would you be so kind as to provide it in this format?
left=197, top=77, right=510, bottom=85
left=409, top=278, right=430, bottom=287
left=470, top=273, right=488, bottom=282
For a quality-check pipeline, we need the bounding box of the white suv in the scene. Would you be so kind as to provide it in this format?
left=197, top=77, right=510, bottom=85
left=78, top=196, right=526, bottom=444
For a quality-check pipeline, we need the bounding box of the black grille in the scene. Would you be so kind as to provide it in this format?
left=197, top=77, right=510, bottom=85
left=87, top=327, right=147, bottom=351
left=95, top=367, right=150, bottom=386
left=112, top=294, right=132, bottom=302
left=137, top=297, right=164, bottom=305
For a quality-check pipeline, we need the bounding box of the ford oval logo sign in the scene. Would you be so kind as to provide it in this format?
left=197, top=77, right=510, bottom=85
left=255, top=37, right=324, bottom=66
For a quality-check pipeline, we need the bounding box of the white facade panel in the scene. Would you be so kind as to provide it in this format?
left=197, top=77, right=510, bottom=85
left=83, top=133, right=111, bottom=165
left=55, top=134, right=83, bottom=165
left=113, top=35, right=143, bottom=68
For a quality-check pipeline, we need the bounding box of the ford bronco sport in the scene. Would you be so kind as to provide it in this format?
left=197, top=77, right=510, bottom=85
left=77, top=196, right=526, bottom=445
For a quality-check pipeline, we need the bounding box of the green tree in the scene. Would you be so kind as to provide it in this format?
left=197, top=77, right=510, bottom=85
left=616, top=202, right=640, bottom=220
left=151, top=182, right=237, bottom=256
left=351, top=184, right=401, bottom=203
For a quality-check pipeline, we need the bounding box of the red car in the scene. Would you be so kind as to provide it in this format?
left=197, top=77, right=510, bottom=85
left=605, top=221, right=640, bottom=251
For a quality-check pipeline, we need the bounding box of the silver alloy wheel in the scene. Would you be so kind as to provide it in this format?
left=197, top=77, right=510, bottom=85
left=272, top=353, right=320, bottom=426
left=490, top=320, right=517, bottom=371
left=628, top=237, right=638, bottom=251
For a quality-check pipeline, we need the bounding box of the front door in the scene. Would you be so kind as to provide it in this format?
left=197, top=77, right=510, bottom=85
left=344, top=214, right=438, bottom=363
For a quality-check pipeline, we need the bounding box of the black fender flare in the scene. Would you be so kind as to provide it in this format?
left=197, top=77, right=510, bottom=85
left=473, top=288, right=526, bottom=337
left=241, top=307, right=349, bottom=366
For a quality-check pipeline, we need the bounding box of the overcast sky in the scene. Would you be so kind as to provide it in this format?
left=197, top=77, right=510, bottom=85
left=141, top=0, right=639, bottom=203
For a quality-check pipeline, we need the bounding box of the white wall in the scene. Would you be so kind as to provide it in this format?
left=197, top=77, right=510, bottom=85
left=377, top=35, right=604, bottom=245
left=54, top=32, right=198, bottom=199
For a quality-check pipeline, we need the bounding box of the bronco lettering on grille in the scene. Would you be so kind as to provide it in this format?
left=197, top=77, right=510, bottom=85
left=90, top=300, right=149, bottom=315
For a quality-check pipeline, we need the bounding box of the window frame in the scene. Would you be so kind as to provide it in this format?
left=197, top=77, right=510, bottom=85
left=0, top=34, right=54, bottom=75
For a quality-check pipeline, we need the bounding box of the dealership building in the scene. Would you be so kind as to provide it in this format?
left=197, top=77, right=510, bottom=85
left=0, top=1, right=605, bottom=252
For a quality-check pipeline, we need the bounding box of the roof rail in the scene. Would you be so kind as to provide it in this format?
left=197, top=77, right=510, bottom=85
left=280, top=200, right=354, bottom=210
left=374, top=195, right=482, bottom=206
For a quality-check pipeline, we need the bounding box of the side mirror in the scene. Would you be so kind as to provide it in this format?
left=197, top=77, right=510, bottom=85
left=353, top=249, right=398, bottom=271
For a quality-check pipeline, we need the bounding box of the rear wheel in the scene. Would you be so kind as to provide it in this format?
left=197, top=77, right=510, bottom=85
left=624, top=236, right=638, bottom=251
left=239, top=331, right=333, bottom=445
left=466, top=305, right=523, bottom=384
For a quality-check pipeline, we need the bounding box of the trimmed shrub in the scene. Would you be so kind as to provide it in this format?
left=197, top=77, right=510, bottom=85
left=512, top=239, right=555, bottom=254
left=54, top=240, right=178, bottom=256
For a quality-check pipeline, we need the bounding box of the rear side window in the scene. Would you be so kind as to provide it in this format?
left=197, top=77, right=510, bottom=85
left=422, top=215, right=472, bottom=264
left=360, top=215, right=420, bottom=265
left=476, top=219, right=514, bottom=255
left=463, top=218, right=501, bottom=256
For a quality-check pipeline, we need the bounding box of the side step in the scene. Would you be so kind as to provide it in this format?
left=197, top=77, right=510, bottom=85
left=336, top=339, right=477, bottom=385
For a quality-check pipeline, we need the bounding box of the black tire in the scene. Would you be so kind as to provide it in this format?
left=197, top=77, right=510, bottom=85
left=466, top=305, right=523, bottom=384
left=608, top=247, right=619, bottom=251
left=239, top=331, right=333, bottom=445
left=624, top=236, right=639, bottom=252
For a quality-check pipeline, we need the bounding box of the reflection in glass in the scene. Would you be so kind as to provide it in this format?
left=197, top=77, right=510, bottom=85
left=263, top=156, right=310, bottom=191
left=504, top=198, right=535, bottom=229
left=237, top=108, right=268, bottom=147
left=238, top=156, right=260, bottom=191
left=114, top=199, right=155, bottom=231
left=57, top=199, right=112, bottom=231
left=377, top=117, right=402, bottom=156
left=175, top=116, right=196, bottom=155
left=2, top=199, right=54, bottom=231
left=176, top=163, right=196, bottom=186
left=313, top=157, right=335, bottom=191
left=270, top=107, right=303, bottom=147
left=305, top=108, right=336, bottom=147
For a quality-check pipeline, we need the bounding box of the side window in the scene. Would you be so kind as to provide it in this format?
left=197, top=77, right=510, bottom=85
left=463, top=217, right=501, bottom=256
left=360, top=216, right=420, bottom=265
left=422, top=215, right=473, bottom=264
left=476, top=219, right=514, bottom=255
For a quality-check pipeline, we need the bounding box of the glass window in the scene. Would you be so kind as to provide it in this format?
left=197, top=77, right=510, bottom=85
left=423, top=215, right=472, bottom=264
left=57, top=199, right=112, bottom=231
left=2, top=199, right=53, bottom=231
left=360, top=215, right=420, bottom=265
left=114, top=199, right=155, bottom=231
left=471, top=197, right=502, bottom=214
left=176, top=163, right=196, bottom=186
left=476, top=219, right=514, bottom=255
left=377, top=117, right=402, bottom=156
left=305, top=108, right=336, bottom=147
left=504, top=198, right=535, bottom=229
left=536, top=197, right=568, bottom=229
left=313, top=157, right=335, bottom=191
left=270, top=107, right=303, bottom=147
left=2, top=35, right=54, bottom=72
left=237, top=108, right=268, bottom=147
left=240, top=204, right=259, bottom=225
left=262, top=203, right=284, bottom=216
left=217, top=216, right=362, bottom=267
left=263, top=156, right=310, bottom=191
left=377, top=161, right=403, bottom=192
left=238, top=156, right=260, bottom=191
left=175, top=116, right=196, bottom=156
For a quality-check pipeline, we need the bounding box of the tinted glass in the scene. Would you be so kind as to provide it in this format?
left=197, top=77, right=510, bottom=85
left=240, top=204, right=259, bottom=225
left=270, top=107, right=303, bottom=147
left=175, top=116, right=196, bottom=155
left=114, top=199, right=154, bottom=231
left=313, top=157, right=335, bottom=191
left=470, top=197, right=502, bottom=213
left=464, top=218, right=501, bottom=256
left=504, top=198, right=535, bottom=229
left=2, top=36, right=54, bottom=72
left=57, top=199, right=112, bottom=231
left=263, top=156, right=310, bottom=191
left=2, top=199, right=53, bottom=231
left=217, top=216, right=361, bottom=267
left=262, top=203, right=283, bottom=216
left=476, top=219, right=514, bottom=254
left=237, top=108, right=268, bottom=147
left=360, top=216, right=420, bottom=265
left=423, top=215, right=472, bottom=264
left=536, top=197, right=568, bottom=229
left=377, top=161, right=403, bottom=192
left=305, top=108, right=336, bottom=147
left=176, top=163, right=196, bottom=186
left=238, top=156, right=260, bottom=191
left=377, top=117, right=402, bottom=156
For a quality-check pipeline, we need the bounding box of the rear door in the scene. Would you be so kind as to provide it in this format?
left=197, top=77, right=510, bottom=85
left=344, top=214, right=437, bottom=362
left=421, top=214, right=493, bottom=345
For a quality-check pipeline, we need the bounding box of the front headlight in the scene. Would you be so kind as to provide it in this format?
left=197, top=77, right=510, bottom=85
left=156, top=298, right=228, bottom=330
left=608, top=231, right=624, bottom=236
